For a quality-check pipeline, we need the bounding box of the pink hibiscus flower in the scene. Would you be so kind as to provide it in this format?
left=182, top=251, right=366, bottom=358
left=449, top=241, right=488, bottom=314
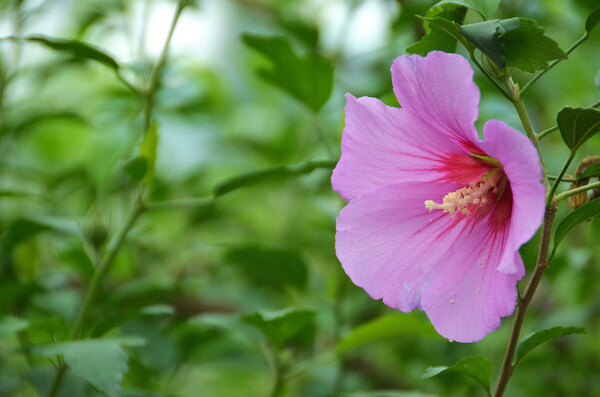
left=332, top=51, right=546, bottom=343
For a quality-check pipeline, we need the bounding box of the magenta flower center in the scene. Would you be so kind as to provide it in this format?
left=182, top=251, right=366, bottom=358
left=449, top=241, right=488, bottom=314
left=425, top=167, right=505, bottom=218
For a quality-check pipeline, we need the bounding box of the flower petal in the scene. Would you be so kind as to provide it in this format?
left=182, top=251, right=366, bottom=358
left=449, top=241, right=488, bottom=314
left=391, top=51, right=480, bottom=148
left=336, top=181, right=523, bottom=342
left=420, top=246, right=524, bottom=343
left=332, top=94, right=467, bottom=201
left=476, top=120, right=546, bottom=274
left=335, top=182, right=461, bottom=312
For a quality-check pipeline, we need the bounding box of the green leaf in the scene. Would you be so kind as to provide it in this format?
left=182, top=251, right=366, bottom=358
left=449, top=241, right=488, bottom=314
left=515, top=326, right=586, bottom=365
left=557, top=107, right=600, bottom=152
left=406, top=4, right=467, bottom=56
left=20, top=35, right=119, bottom=70
left=424, top=17, right=473, bottom=51
left=33, top=337, right=144, bottom=397
left=241, top=307, right=315, bottom=349
left=460, top=18, right=566, bottom=72
left=123, top=156, right=148, bottom=180
left=0, top=316, right=29, bottom=338
left=586, top=5, right=600, bottom=34
left=337, top=313, right=440, bottom=355
left=503, top=18, right=567, bottom=73
left=422, top=355, right=492, bottom=396
left=224, top=245, right=308, bottom=291
left=241, top=34, right=333, bottom=111
left=460, top=18, right=520, bottom=69
left=139, top=121, right=159, bottom=183
left=435, top=0, right=500, bottom=19
left=553, top=198, right=600, bottom=255
left=213, top=159, right=335, bottom=197
left=577, top=162, right=600, bottom=181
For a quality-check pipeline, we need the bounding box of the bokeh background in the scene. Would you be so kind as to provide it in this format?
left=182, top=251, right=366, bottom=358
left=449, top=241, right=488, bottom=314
left=0, top=0, right=599, bottom=396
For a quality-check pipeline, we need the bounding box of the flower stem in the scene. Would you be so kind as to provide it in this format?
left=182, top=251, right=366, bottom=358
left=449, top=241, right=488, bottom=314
left=547, top=175, right=576, bottom=183
left=493, top=204, right=557, bottom=397
left=470, top=55, right=511, bottom=101
left=554, top=180, right=600, bottom=202
left=509, top=88, right=549, bottom=188
left=546, top=153, right=575, bottom=207
left=143, top=0, right=187, bottom=131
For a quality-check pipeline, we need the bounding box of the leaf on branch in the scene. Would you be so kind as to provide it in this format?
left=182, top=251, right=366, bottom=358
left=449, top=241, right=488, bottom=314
left=557, top=106, right=600, bottom=152
left=33, top=337, right=144, bottom=397
left=19, top=35, right=119, bottom=70
left=460, top=17, right=519, bottom=68
left=577, top=162, right=600, bottom=181
left=123, top=156, right=148, bottom=180
left=503, top=18, right=567, bottom=73
left=434, top=0, right=500, bottom=19
left=241, top=34, right=333, bottom=112
left=460, top=18, right=566, bottom=72
left=337, top=313, right=440, bottom=355
left=406, top=4, right=467, bottom=56
left=422, top=355, right=492, bottom=396
left=515, top=326, right=586, bottom=365
left=586, top=5, right=600, bottom=34
left=241, top=307, right=316, bottom=350
left=553, top=199, right=600, bottom=255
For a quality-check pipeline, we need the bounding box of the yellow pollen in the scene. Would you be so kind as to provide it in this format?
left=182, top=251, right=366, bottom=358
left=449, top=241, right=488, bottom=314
left=449, top=299, right=455, bottom=304
left=424, top=171, right=502, bottom=218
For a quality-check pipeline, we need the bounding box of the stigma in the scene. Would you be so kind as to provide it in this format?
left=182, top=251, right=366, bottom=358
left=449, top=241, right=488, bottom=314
left=424, top=171, right=502, bottom=218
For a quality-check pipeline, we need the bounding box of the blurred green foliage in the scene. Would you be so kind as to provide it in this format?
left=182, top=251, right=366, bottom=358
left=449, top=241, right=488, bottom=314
left=0, top=0, right=599, bottom=396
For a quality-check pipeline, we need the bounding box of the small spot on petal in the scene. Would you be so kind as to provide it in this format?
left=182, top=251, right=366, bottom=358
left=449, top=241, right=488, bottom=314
left=477, top=288, right=480, bottom=293
left=449, top=299, right=455, bottom=304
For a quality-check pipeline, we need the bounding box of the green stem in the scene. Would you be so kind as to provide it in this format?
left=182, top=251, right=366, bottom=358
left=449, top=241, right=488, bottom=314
left=69, top=199, right=145, bottom=339
left=548, top=175, right=576, bottom=183
left=47, top=3, right=186, bottom=396
left=521, top=33, right=590, bottom=97
left=509, top=87, right=549, bottom=188
left=538, top=99, right=600, bottom=140
left=494, top=78, right=560, bottom=396
left=546, top=153, right=575, bottom=207
left=47, top=198, right=145, bottom=397
left=537, top=125, right=558, bottom=140
left=270, top=351, right=285, bottom=397
left=470, top=55, right=512, bottom=100
left=554, top=180, right=600, bottom=202
left=494, top=205, right=557, bottom=397
left=143, top=0, right=187, bottom=131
